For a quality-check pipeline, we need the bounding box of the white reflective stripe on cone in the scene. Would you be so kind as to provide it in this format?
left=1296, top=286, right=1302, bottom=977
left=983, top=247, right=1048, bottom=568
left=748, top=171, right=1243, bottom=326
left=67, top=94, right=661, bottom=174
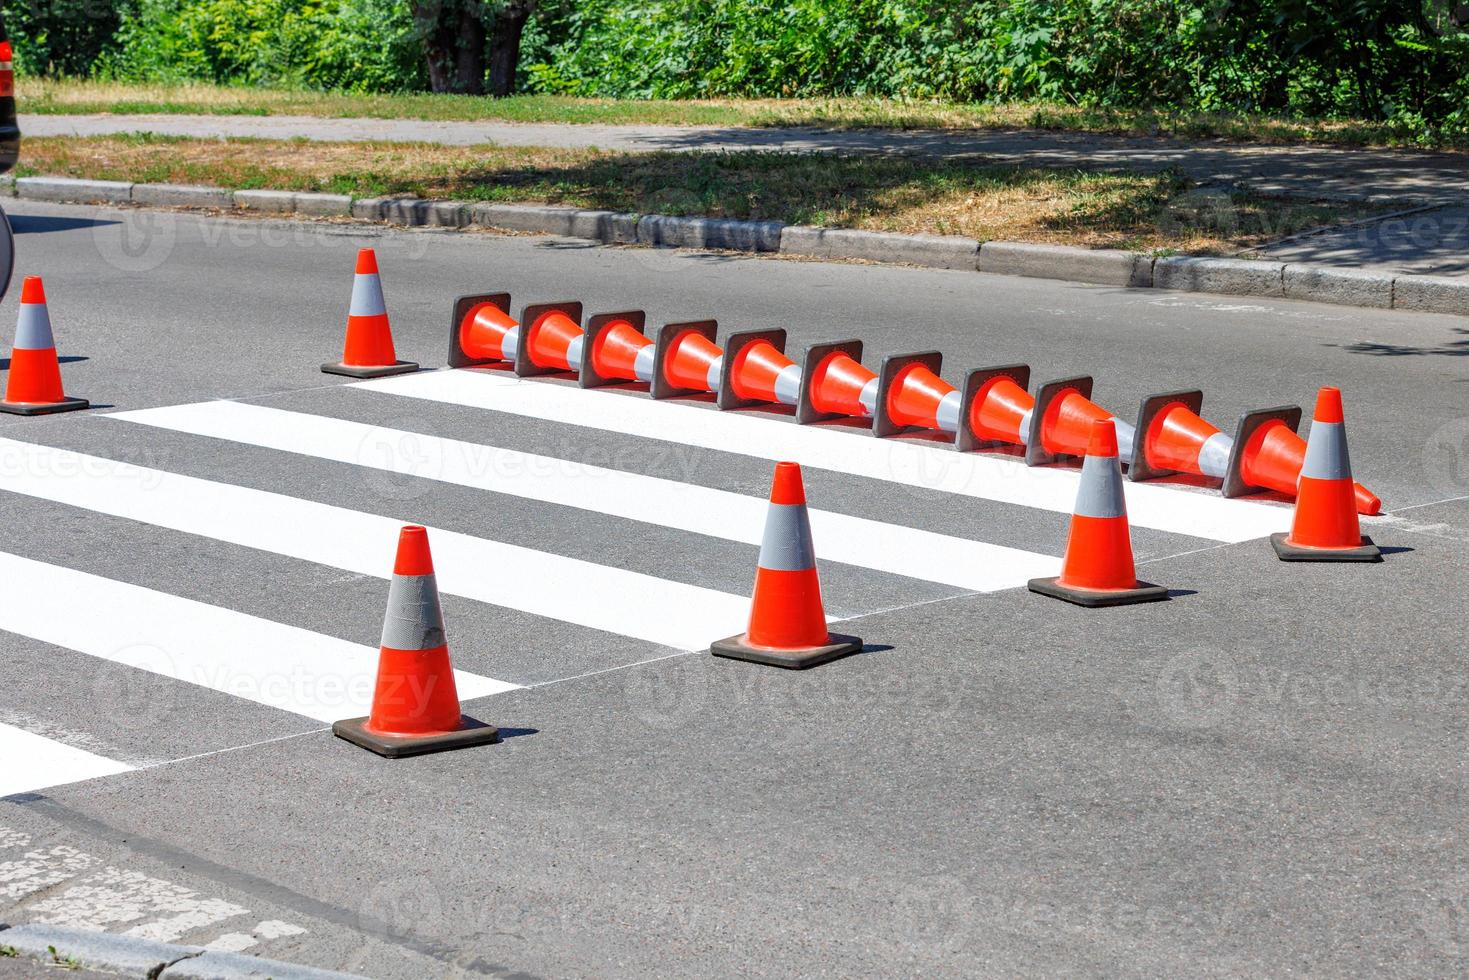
left=500, top=326, right=520, bottom=359
left=857, top=378, right=879, bottom=415
left=633, top=345, right=655, bottom=383
left=349, top=274, right=387, bottom=317
left=565, top=334, right=585, bottom=370
left=935, top=391, right=962, bottom=433
left=13, top=303, right=55, bottom=351
left=774, top=364, right=802, bottom=406
left=705, top=355, right=724, bottom=393
left=1198, top=432, right=1232, bottom=479
left=1301, top=421, right=1351, bottom=480
left=757, top=502, right=817, bottom=571
left=1074, top=453, right=1127, bottom=519
left=1111, top=417, right=1138, bottom=461
left=380, top=573, right=447, bottom=651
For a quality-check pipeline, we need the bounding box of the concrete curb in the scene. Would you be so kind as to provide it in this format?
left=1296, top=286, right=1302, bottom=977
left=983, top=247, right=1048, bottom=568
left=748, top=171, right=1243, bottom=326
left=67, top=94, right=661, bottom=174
left=0, top=923, right=366, bottom=978
left=8, top=176, right=1467, bottom=316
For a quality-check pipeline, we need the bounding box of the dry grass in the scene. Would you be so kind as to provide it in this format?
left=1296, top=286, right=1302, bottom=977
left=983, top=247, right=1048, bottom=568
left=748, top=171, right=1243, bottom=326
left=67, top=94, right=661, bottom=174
left=15, top=134, right=1390, bottom=253
left=18, top=78, right=1469, bottom=152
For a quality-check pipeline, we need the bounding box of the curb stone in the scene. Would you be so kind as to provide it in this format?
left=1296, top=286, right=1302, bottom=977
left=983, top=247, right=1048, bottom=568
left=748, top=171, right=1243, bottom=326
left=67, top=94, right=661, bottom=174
left=8, top=175, right=1465, bottom=314
left=979, top=241, right=1154, bottom=287
left=0, top=924, right=367, bottom=979
left=1283, top=264, right=1394, bottom=309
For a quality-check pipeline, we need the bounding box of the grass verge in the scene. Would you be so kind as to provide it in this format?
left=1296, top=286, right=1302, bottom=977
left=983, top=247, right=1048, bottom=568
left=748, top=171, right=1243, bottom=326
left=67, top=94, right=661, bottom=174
left=14, top=133, right=1389, bottom=253
left=17, top=79, right=1469, bottom=153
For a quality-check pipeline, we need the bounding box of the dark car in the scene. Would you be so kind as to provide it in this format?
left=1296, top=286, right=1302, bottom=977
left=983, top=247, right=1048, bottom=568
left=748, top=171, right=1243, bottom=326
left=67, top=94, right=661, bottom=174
left=0, top=14, right=17, bottom=173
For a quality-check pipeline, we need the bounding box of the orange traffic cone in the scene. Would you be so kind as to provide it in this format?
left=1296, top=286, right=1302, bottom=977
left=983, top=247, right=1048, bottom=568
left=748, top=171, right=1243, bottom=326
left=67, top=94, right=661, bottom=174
left=1028, top=419, right=1169, bottom=607
left=1223, top=404, right=1382, bottom=515
left=651, top=320, right=722, bottom=399
left=447, top=292, right=516, bottom=368
left=514, top=302, right=584, bottom=377
left=0, top=277, right=88, bottom=416
left=711, top=462, right=863, bottom=668
left=333, top=526, right=501, bottom=756
left=957, top=365, right=1031, bottom=452
left=1270, top=387, right=1381, bottom=562
left=1025, top=376, right=1137, bottom=467
left=795, top=340, right=878, bottom=424
left=322, top=249, right=418, bottom=379
left=580, top=311, right=653, bottom=388
left=874, top=352, right=961, bottom=438
left=717, top=329, right=801, bottom=411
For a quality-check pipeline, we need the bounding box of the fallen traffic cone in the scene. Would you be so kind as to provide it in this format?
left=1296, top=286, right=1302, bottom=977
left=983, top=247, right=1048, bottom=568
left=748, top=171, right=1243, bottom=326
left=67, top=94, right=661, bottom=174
left=711, top=462, right=863, bottom=668
left=514, top=301, right=584, bottom=378
left=1223, top=404, right=1382, bottom=515
left=795, top=340, right=878, bottom=424
left=874, top=352, right=961, bottom=438
left=1025, top=376, right=1138, bottom=468
left=651, top=320, right=722, bottom=399
left=447, top=292, right=516, bottom=368
left=717, top=329, right=802, bottom=411
left=322, top=249, right=418, bottom=379
left=580, top=310, right=653, bottom=388
left=956, top=365, right=1032, bottom=452
left=333, top=526, right=501, bottom=757
left=1270, top=387, right=1381, bottom=562
left=1028, top=419, right=1169, bottom=607
left=0, top=277, right=89, bottom=416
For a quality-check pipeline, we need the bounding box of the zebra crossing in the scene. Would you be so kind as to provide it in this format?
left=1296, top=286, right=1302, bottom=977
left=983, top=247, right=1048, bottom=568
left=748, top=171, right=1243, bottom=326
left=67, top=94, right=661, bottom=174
left=0, top=367, right=1292, bottom=800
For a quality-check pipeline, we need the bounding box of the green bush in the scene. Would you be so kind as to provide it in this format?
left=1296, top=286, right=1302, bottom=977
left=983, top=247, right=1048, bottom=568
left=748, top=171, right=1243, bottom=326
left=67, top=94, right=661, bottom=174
left=2, top=0, right=136, bottom=76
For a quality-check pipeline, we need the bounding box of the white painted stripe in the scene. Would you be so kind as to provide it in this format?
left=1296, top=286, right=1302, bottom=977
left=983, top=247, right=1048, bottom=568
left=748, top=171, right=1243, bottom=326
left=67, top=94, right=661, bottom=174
left=355, top=370, right=1290, bottom=543
left=0, top=438, right=749, bottom=650
left=111, top=400, right=1062, bottom=591
left=0, top=551, right=515, bottom=724
left=0, top=721, right=132, bottom=798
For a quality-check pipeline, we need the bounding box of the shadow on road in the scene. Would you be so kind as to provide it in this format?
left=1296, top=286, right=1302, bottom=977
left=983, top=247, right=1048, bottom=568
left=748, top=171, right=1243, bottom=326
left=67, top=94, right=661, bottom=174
left=8, top=214, right=122, bottom=235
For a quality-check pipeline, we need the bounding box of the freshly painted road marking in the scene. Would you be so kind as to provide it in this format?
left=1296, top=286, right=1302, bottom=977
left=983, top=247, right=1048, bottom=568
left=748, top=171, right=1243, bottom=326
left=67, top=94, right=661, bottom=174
left=355, top=369, right=1291, bottom=543
left=0, top=438, right=749, bottom=650
left=0, top=551, right=516, bottom=724
left=113, top=400, right=1061, bottom=591
left=0, top=722, right=133, bottom=799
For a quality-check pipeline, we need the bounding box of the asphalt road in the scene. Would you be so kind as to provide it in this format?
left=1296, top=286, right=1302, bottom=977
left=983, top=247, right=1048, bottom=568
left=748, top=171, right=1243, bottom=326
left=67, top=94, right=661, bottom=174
left=0, top=198, right=1466, bottom=978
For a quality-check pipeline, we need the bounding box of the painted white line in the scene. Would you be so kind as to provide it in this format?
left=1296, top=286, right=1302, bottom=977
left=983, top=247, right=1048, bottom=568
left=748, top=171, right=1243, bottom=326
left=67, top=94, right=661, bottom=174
left=0, top=438, right=749, bottom=650
left=0, top=722, right=133, bottom=798
left=0, top=551, right=516, bottom=724
left=354, top=369, right=1290, bottom=543
left=112, top=400, right=1061, bottom=591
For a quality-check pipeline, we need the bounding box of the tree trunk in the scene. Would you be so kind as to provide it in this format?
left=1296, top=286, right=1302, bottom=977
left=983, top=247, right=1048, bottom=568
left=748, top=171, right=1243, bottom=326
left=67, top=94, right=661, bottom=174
left=415, top=1, right=489, bottom=95
left=487, top=1, right=534, bottom=97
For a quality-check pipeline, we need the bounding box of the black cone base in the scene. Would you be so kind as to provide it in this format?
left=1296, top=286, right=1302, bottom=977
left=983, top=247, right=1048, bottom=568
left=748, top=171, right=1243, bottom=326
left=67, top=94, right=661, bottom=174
left=0, top=396, right=89, bottom=416
left=1270, top=532, right=1382, bottom=563
left=333, top=715, right=500, bottom=758
left=711, top=632, right=863, bottom=669
left=321, top=360, right=420, bottom=379
left=1028, top=576, right=1170, bottom=608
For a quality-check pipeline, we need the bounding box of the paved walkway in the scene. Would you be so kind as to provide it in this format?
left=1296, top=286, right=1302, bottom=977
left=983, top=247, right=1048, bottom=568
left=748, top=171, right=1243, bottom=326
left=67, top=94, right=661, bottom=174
left=23, top=112, right=1469, bottom=205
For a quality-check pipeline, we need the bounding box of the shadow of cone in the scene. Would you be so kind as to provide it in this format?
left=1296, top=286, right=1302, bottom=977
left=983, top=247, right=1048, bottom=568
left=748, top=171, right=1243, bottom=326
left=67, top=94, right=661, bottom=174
left=1270, top=387, right=1382, bottom=562
left=322, top=248, right=418, bottom=379
left=333, top=526, right=500, bottom=757
left=711, top=462, right=863, bottom=669
left=1028, top=419, right=1170, bottom=607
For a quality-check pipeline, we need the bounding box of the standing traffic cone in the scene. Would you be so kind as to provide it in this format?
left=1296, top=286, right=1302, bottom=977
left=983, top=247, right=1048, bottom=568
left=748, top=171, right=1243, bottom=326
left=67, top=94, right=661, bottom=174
left=0, top=277, right=89, bottom=416
left=711, top=462, right=863, bottom=668
left=333, top=526, right=500, bottom=757
left=1270, top=387, right=1381, bottom=562
left=322, top=249, right=418, bottom=378
left=1028, top=420, right=1169, bottom=607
